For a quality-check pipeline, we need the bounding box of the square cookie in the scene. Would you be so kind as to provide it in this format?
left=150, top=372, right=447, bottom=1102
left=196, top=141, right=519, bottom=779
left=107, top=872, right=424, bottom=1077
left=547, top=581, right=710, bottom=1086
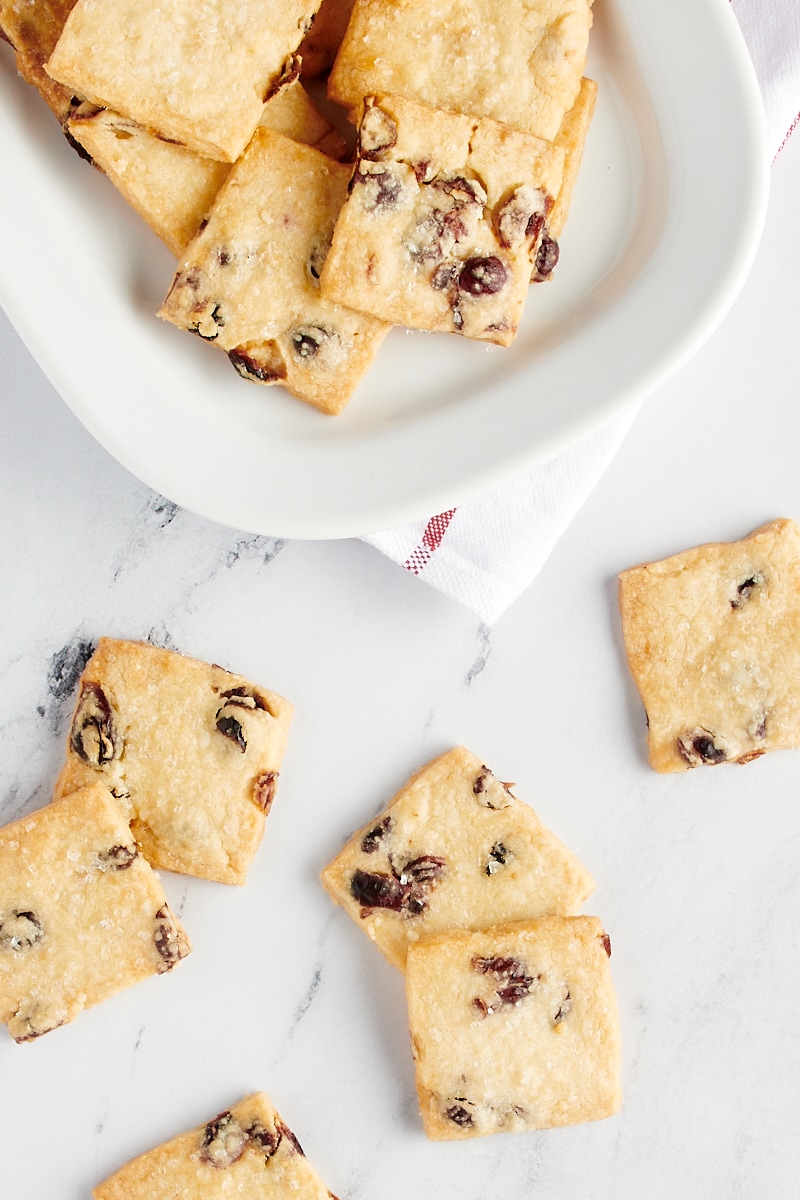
left=92, top=1091, right=336, bottom=1199
left=328, top=0, right=593, bottom=143
left=618, top=519, right=800, bottom=773
left=319, top=94, right=564, bottom=345
left=159, top=128, right=389, bottom=414
left=0, top=782, right=190, bottom=1043
left=406, top=915, right=621, bottom=1139
left=68, top=80, right=344, bottom=256
left=321, top=746, right=594, bottom=970
left=46, top=0, right=322, bottom=160
left=54, top=638, right=293, bottom=885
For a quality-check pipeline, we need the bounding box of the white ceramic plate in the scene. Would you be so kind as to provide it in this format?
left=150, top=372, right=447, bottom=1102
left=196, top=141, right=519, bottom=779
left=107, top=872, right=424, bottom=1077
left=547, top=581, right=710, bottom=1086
left=0, top=0, right=768, bottom=539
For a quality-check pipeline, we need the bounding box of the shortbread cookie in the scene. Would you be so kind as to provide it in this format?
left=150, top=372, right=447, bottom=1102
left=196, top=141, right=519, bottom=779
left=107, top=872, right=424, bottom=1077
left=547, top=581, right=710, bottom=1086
left=406, top=915, right=621, bottom=1139
left=92, top=1092, right=337, bottom=1200
left=549, top=76, right=597, bottom=239
left=619, top=518, right=800, bottom=773
left=68, top=81, right=345, bottom=255
left=159, top=129, right=389, bottom=414
left=299, top=0, right=357, bottom=77
left=0, top=782, right=190, bottom=1043
left=328, top=0, right=593, bottom=142
left=46, top=0, right=323, bottom=161
left=319, top=94, right=564, bottom=344
left=321, top=746, right=594, bottom=970
left=0, top=0, right=79, bottom=120
left=54, top=638, right=293, bottom=885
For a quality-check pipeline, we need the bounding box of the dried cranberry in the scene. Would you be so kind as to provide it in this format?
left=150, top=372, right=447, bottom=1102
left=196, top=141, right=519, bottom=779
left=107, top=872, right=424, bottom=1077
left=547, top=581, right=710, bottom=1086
left=458, top=256, right=507, bottom=295
left=70, top=682, right=117, bottom=767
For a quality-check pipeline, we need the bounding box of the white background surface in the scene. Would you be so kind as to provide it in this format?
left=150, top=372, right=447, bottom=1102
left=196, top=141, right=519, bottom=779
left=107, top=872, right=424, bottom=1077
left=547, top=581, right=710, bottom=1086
left=1, top=78, right=799, bottom=1200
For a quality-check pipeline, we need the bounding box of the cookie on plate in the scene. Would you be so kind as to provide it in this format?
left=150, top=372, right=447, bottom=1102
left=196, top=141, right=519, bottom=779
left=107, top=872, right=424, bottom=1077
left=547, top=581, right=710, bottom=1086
left=328, top=0, right=593, bottom=142
left=159, top=128, right=389, bottom=414
left=321, top=746, right=594, bottom=970
left=54, top=638, right=293, bottom=885
left=46, top=0, right=323, bottom=160
left=67, top=80, right=346, bottom=255
left=92, top=1092, right=336, bottom=1199
left=548, top=75, right=597, bottom=239
left=619, top=518, right=800, bottom=773
left=0, top=782, right=190, bottom=1043
left=0, top=0, right=80, bottom=121
left=319, top=94, right=564, bottom=344
left=406, top=915, right=621, bottom=1139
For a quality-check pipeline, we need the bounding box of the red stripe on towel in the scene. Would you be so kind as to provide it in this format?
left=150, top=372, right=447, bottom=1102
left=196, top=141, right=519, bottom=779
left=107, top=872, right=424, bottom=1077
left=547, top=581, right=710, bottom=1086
left=404, top=509, right=457, bottom=575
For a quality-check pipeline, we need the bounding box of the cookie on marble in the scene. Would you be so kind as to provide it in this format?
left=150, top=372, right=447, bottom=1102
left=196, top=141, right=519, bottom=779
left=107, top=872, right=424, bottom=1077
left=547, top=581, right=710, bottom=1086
left=619, top=519, right=800, bottom=773
left=45, top=0, right=322, bottom=161
left=0, top=782, right=190, bottom=1043
left=328, top=0, right=593, bottom=143
left=321, top=746, right=594, bottom=970
left=159, top=128, right=389, bottom=414
left=92, top=1091, right=337, bottom=1199
left=54, top=638, right=293, bottom=885
left=67, top=80, right=346, bottom=256
left=406, top=915, right=621, bottom=1139
left=319, top=94, right=564, bottom=345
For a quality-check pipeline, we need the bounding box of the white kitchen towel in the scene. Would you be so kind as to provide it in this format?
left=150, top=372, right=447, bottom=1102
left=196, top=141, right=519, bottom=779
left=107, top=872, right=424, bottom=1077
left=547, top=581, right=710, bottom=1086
left=363, top=0, right=798, bottom=626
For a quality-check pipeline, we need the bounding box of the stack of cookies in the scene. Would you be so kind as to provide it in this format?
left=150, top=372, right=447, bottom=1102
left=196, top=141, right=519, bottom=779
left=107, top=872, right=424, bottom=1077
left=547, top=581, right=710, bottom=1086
left=1, top=0, right=598, bottom=414
left=0, top=638, right=293, bottom=1042
left=321, top=745, right=622, bottom=1139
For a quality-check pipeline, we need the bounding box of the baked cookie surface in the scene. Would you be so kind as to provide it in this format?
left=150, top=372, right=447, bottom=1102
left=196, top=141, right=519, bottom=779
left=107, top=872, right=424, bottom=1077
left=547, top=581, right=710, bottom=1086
left=0, top=782, right=190, bottom=1043
left=328, top=0, right=593, bottom=142
left=68, top=80, right=343, bottom=255
left=406, top=915, right=621, bottom=1139
left=92, top=1092, right=336, bottom=1199
left=45, top=0, right=322, bottom=160
left=319, top=93, right=564, bottom=344
left=159, top=129, right=389, bottom=414
left=54, top=638, right=293, bottom=885
left=321, top=746, right=594, bottom=970
left=619, top=519, right=800, bottom=773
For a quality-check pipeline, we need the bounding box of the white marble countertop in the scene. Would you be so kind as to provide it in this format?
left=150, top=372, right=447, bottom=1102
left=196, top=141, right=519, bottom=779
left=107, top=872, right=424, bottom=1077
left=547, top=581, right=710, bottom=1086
left=2, top=92, right=799, bottom=1200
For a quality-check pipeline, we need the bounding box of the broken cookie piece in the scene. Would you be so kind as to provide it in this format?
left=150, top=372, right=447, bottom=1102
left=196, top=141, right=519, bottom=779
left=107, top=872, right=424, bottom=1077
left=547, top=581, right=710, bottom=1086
left=328, top=0, right=593, bottom=143
left=321, top=746, right=594, bottom=970
left=54, top=638, right=293, bottom=885
left=406, top=915, right=621, bottom=1139
left=319, top=94, right=564, bottom=345
left=618, top=518, right=800, bottom=773
left=159, top=128, right=389, bottom=413
left=0, top=782, right=190, bottom=1043
left=92, top=1091, right=336, bottom=1199
left=45, top=0, right=323, bottom=160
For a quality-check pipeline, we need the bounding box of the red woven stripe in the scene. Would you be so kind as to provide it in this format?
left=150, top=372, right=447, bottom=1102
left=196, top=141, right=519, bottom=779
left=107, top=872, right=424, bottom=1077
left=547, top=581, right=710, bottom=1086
left=404, top=508, right=457, bottom=575
left=775, top=109, right=800, bottom=159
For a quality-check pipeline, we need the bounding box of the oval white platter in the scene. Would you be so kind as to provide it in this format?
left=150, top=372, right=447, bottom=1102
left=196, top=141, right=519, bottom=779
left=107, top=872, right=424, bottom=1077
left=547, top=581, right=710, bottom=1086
left=0, top=0, right=768, bottom=539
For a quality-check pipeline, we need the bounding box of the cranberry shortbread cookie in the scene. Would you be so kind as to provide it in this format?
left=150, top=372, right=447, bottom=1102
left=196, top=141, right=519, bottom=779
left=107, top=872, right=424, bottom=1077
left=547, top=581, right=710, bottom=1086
left=54, top=638, right=293, bottom=885
left=0, top=782, right=190, bottom=1043
left=92, top=1092, right=337, bottom=1200
left=159, top=129, right=389, bottom=413
left=619, top=519, right=800, bottom=773
left=46, top=0, right=322, bottom=160
left=0, top=0, right=79, bottom=121
left=406, top=915, right=621, bottom=1139
left=329, top=0, right=593, bottom=143
left=67, top=80, right=345, bottom=256
left=321, top=746, right=594, bottom=970
left=319, top=94, right=564, bottom=344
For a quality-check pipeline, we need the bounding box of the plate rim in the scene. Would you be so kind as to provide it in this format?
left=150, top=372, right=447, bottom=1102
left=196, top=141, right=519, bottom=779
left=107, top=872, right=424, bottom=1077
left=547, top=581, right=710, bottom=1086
left=0, top=0, right=770, bottom=540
